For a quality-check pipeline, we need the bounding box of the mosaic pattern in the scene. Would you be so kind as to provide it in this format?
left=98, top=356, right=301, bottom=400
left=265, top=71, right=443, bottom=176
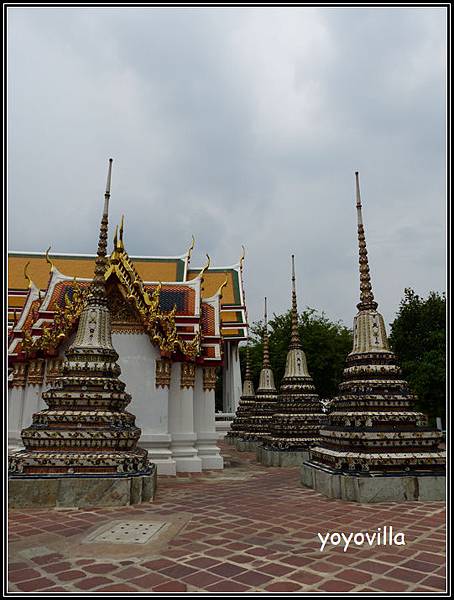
left=228, top=347, right=256, bottom=439
left=306, top=174, right=445, bottom=476
left=242, top=305, right=279, bottom=442
left=201, top=304, right=216, bottom=336
left=264, top=260, right=324, bottom=451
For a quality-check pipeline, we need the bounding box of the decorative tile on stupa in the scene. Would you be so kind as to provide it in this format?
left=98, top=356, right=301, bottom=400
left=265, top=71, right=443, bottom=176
left=263, top=256, right=324, bottom=453
left=228, top=345, right=256, bottom=440
left=302, top=173, right=445, bottom=501
left=8, top=160, right=154, bottom=507
left=241, top=299, right=279, bottom=443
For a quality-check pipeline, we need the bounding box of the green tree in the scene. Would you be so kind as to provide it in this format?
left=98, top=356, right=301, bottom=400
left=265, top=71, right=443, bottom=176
left=389, top=288, right=446, bottom=425
left=240, top=308, right=353, bottom=399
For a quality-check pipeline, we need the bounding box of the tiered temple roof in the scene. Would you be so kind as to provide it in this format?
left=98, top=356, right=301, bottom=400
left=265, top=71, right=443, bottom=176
left=8, top=225, right=247, bottom=374
left=241, top=299, right=279, bottom=442
left=8, top=245, right=247, bottom=345
left=9, top=160, right=151, bottom=477
left=264, top=256, right=324, bottom=451
left=307, top=173, right=445, bottom=475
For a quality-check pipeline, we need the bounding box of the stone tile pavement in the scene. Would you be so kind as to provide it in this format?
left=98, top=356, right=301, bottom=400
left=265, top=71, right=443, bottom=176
left=8, top=442, right=446, bottom=593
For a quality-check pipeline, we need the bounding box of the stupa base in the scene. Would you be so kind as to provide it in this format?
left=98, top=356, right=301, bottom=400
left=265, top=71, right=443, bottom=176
left=234, top=438, right=258, bottom=452
left=9, top=466, right=157, bottom=509
left=257, top=445, right=309, bottom=467
left=301, top=462, right=446, bottom=503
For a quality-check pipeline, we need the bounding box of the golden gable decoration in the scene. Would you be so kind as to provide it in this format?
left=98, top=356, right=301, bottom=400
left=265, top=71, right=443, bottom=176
left=27, top=359, right=45, bottom=386
left=45, top=357, right=64, bottom=384
left=156, top=359, right=172, bottom=388
left=203, top=366, right=217, bottom=391
left=20, top=224, right=201, bottom=360
left=106, top=222, right=201, bottom=360
left=10, top=363, right=27, bottom=388
left=22, top=282, right=89, bottom=356
left=181, top=362, right=196, bottom=389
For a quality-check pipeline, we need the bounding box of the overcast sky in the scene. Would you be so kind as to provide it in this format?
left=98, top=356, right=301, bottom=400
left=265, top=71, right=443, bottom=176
left=8, top=7, right=446, bottom=331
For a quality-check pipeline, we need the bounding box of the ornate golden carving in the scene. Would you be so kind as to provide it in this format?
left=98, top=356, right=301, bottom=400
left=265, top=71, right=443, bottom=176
left=21, top=231, right=201, bottom=360
left=203, top=366, right=217, bottom=391
left=10, top=363, right=27, bottom=388
left=24, top=261, right=32, bottom=288
left=22, top=283, right=89, bottom=356
left=45, top=357, right=64, bottom=384
left=45, top=246, right=54, bottom=272
left=156, top=359, right=172, bottom=388
left=180, top=362, right=196, bottom=388
left=28, top=359, right=45, bottom=386
left=107, top=237, right=201, bottom=359
left=107, top=289, right=141, bottom=324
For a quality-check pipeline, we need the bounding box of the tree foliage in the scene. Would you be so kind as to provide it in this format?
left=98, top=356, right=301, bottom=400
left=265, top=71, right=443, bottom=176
left=389, top=288, right=446, bottom=424
left=240, top=308, right=353, bottom=399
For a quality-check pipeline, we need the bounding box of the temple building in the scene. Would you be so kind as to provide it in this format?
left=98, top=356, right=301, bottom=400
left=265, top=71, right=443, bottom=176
left=257, top=256, right=324, bottom=466
left=8, top=183, right=247, bottom=477
left=301, top=173, right=446, bottom=502
left=234, top=299, right=279, bottom=452
left=9, top=159, right=155, bottom=508
left=226, top=345, right=256, bottom=442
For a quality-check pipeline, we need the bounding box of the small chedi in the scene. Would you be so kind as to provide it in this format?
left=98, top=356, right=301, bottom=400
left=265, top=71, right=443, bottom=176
left=8, top=160, right=156, bottom=508
left=234, top=299, right=279, bottom=452
left=257, top=256, right=324, bottom=466
left=227, top=345, right=256, bottom=443
left=301, top=172, right=446, bottom=502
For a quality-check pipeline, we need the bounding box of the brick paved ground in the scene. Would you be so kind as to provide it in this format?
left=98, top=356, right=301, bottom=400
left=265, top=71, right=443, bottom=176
left=8, top=442, right=446, bottom=593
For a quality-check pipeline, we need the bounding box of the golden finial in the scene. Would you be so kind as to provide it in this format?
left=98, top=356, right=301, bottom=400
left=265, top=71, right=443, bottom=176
left=239, top=245, right=246, bottom=271
left=24, top=261, right=32, bottom=288
left=118, top=214, right=125, bottom=250
left=187, top=235, right=195, bottom=262
left=113, top=225, right=118, bottom=249
left=216, top=278, right=228, bottom=299
left=45, top=246, right=54, bottom=272
left=198, top=254, right=211, bottom=280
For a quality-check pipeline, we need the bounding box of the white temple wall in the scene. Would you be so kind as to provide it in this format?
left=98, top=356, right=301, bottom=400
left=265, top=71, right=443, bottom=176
left=111, top=332, right=176, bottom=476
left=168, top=363, right=202, bottom=473
left=222, top=340, right=242, bottom=414
left=8, top=332, right=223, bottom=475
left=21, top=383, right=44, bottom=438
left=194, top=368, right=223, bottom=470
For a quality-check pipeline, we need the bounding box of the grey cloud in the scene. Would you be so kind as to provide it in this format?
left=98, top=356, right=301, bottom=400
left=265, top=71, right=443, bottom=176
left=8, top=6, right=446, bottom=331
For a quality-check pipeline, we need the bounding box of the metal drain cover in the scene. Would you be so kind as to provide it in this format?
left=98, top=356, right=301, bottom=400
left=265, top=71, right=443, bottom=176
left=84, top=521, right=167, bottom=544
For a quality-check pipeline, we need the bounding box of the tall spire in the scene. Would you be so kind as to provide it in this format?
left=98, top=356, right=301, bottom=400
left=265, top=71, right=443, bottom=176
left=262, top=297, right=271, bottom=368
left=245, top=343, right=252, bottom=382
left=91, top=158, right=113, bottom=299
left=289, top=254, right=302, bottom=350
left=355, top=171, right=378, bottom=311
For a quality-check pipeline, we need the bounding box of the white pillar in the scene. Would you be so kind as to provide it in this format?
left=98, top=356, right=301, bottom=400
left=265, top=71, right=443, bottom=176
left=112, top=332, right=176, bottom=475
left=8, top=384, right=25, bottom=447
left=222, top=341, right=242, bottom=414
left=21, top=383, right=43, bottom=432
left=194, top=367, right=223, bottom=470
left=169, top=363, right=202, bottom=473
